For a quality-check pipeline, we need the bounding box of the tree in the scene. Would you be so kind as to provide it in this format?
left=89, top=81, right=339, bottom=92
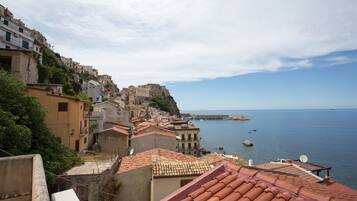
left=0, top=70, right=81, bottom=176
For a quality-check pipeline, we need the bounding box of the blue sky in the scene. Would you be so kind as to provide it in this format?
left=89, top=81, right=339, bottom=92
left=2, top=0, right=357, bottom=109
left=167, top=50, right=357, bottom=110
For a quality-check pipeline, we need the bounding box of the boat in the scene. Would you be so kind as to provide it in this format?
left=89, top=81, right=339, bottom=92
left=219, top=146, right=224, bottom=150
left=242, top=140, right=253, bottom=147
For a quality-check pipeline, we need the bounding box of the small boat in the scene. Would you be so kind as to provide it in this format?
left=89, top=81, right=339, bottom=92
left=243, top=140, right=253, bottom=147
left=252, top=129, right=257, bottom=132
left=219, top=146, right=224, bottom=150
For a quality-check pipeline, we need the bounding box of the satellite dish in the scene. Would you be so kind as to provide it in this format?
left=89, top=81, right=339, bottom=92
left=129, top=148, right=134, bottom=155
left=176, top=136, right=182, bottom=140
left=299, top=154, right=308, bottom=163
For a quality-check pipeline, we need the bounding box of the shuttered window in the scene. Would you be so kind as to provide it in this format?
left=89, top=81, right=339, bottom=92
left=5, top=32, right=11, bottom=42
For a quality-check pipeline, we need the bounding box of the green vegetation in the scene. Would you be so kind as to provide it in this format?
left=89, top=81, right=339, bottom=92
left=151, top=96, right=171, bottom=114
left=0, top=70, right=81, bottom=177
left=38, top=47, right=93, bottom=97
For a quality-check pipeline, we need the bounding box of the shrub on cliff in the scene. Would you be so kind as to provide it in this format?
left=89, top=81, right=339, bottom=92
left=0, top=70, right=81, bottom=176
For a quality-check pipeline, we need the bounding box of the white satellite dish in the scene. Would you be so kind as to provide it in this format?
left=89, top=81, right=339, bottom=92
left=129, top=148, right=134, bottom=155
left=176, top=136, right=182, bottom=140
left=299, top=154, right=308, bottom=163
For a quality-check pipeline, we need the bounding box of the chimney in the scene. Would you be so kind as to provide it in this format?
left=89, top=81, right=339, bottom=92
left=248, top=159, right=254, bottom=167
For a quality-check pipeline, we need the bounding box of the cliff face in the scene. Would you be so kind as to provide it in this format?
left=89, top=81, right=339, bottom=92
left=141, top=84, right=180, bottom=115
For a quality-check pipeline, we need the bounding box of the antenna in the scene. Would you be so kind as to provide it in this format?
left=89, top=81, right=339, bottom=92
left=129, top=148, right=134, bottom=155
left=299, top=154, right=308, bottom=163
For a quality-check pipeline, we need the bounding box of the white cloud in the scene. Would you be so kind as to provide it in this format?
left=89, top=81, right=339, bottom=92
left=3, top=0, right=357, bottom=86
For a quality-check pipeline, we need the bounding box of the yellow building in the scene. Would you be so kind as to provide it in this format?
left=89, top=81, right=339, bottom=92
left=26, top=87, right=90, bottom=152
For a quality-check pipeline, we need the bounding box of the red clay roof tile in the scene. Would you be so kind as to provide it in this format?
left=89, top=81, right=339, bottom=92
left=162, top=162, right=357, bottom=201
left=118, top=148, right=197, bottom=173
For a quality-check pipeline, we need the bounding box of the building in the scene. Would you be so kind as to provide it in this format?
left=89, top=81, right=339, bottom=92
left=0, top=48, right=38, bottom=83
left=60, top=56, right=79, bottom=70
left=151, top=161, right=211, bottom=201
left=0, top=5, right=42, bottom=55
left=78, top=65, right=98, bottom=77
left=97, top=127, right=129, bottom=157
left=26, top=87, right=91, bottom=152
left=97, top=74, right=112, bottom=86
left=92, top=101, right=130, bottom=127
left=0, top=154, right=49, bottom=201
left=27, top=83, right=63, bottom=94
left=53, top=157, right=120, bottom=201
left=115, top=148, right=198, bottom=201
left=131, top=130, right=177, bottom=154
left=163, top=162, right=357, bottom=201
left=169, top=123, right=201, bottom=156
left=82, top=80, right=103, bottom=103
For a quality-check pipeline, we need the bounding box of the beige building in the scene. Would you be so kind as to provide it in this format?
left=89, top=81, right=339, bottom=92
left=115, top=148, right=198, bottom=201
left=131, top=130, right=177, bottom=154
left=151, top=161, right=211, bottom=201
left=97, top=127, right=129, bottom=157
left=26, top=87, right=90, bottom=152
left=169, top=123, right=201, bottom=156
left=0, top=48, right=38, bottom=83
left=0, top=154, right=49, bottom=201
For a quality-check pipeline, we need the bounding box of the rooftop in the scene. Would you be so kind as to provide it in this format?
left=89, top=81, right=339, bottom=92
left=131, top=130, right=176, bottom=140
left=153, top=161, right=212, bottom=178
left=118, top=148, right=198, bottom=174
left=99, top=126, right=129, bottom=136
left=256, top=162, right=322, bottom=183
left=163, top=162, right=357, bottom=201
left=65, top=158, right=117, bottom=175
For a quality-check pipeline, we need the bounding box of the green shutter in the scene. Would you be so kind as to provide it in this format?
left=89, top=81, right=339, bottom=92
left=22, top=40, right=29, bottom=49
left=5, top=32, right=11, bottom=41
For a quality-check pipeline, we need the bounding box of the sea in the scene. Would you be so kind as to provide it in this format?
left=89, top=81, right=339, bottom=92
left=185, top=109, right=357, bottom=189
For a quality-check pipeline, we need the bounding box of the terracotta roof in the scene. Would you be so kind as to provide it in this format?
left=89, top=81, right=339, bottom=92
left=287, top=160, right=331, bottom=172
left=99, top=126, right=128, bottom=136
left=163, top=162, right=357, bottom=201
left=256, top=162, right=322, bottom=183
left=153, top=161, right=212, bottom=177
left=200, top=153, right=248, bottom=166
left=136, top=124, right=175, bottom=135
left=118, top=148, right=198, bottom=174
left=131, top=131, right=176, bottom=140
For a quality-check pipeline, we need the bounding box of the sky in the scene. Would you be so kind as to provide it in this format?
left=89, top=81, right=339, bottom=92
left=2, top=0, right=357, bottom=110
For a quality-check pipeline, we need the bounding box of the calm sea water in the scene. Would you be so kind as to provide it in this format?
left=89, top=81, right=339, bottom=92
left=186, top=109, right=357, bottom=189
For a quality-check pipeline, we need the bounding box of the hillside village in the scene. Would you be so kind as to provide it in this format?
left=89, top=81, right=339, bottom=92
left=1, top=3, right=357, bottom=201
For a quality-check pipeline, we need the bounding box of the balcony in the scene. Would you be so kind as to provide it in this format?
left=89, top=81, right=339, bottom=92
left=80, top=127, right=89, bottom=136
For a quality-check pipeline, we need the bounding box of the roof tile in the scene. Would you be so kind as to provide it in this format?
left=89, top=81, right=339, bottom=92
left=162, top=163, right=357, bottom=201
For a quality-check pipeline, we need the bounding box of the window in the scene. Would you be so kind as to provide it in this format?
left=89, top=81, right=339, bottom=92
left=188, top=143, right=191, bottom=149
left=58, top=102, right=68, bottom=111
left=3, top=20, right=8, bottom=25
left=5, top=32, right=11, bottom=42
left=194, top=143, right=197, bottom=149
left=19, top=27, right=23, bottom=33
left=194, top=134, right=197, bottom=140
left=22, top=40, right=29, bottom=49
left=180, top=179, right=193, bottom=187
left=5, top=45, right=10, bottom=49
left=188, top=134, right=191, bottom=140
left=84, top=119, right=87, bottom=127
left=181, top=134, right=185, bottom=140
left=84, top=137, right=87, bottom=144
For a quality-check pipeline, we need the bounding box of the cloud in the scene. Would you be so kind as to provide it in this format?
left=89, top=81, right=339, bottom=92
left=3, top=0, right=357, bottom=86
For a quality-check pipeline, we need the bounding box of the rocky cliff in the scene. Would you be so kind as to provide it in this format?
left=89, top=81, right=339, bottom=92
left=141, top=84, right=180, bottom=115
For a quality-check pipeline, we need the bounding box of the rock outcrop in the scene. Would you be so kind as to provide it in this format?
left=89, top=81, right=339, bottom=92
left=140, top=84, right=180, bottom=115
